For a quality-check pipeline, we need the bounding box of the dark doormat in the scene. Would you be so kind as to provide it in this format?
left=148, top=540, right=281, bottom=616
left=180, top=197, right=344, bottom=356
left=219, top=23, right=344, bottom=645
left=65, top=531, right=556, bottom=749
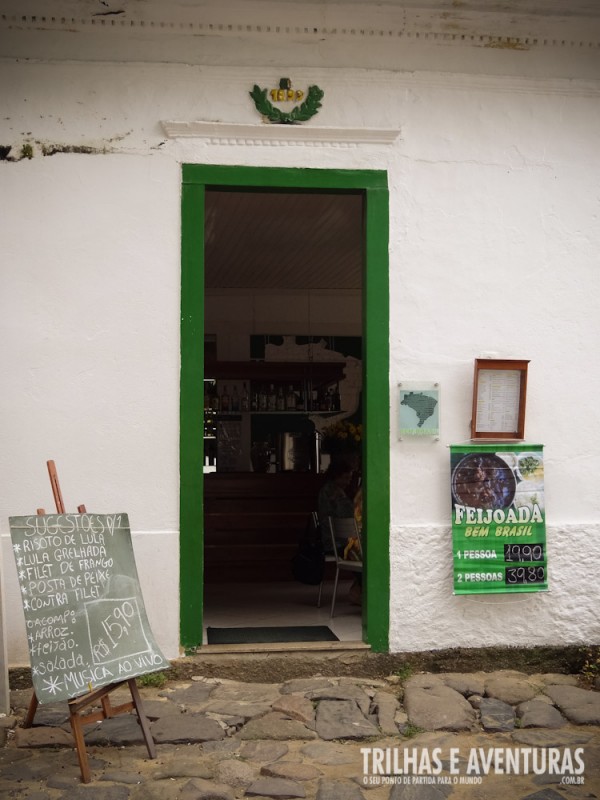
left=206, top=625, right=339, bottom=645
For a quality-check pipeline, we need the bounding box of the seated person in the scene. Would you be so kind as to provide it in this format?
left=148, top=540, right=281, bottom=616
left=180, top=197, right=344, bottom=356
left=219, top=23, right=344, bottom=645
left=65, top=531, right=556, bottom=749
left=318, top=455, right=363, bottom=604
left=317, top=455, right=357, bottom=553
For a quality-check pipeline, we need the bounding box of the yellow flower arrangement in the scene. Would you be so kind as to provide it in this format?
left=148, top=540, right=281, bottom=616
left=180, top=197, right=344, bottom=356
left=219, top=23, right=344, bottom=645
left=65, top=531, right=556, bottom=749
left=321, top=420, right=362, bottom=453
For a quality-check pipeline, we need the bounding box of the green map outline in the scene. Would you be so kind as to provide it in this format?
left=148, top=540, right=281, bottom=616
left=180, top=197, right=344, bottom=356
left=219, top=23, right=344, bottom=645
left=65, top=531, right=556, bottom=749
left=399, top=389, right=439, bottom=433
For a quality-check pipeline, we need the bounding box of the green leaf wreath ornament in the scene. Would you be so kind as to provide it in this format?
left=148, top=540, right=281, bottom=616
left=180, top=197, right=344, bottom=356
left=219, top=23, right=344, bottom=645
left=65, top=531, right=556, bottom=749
left=250, top=78, right=324, bottom=124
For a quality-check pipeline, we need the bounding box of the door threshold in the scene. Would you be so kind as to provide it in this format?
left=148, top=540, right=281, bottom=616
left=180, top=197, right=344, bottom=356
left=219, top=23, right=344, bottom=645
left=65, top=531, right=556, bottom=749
left=196, top=640, right=370, bottom=655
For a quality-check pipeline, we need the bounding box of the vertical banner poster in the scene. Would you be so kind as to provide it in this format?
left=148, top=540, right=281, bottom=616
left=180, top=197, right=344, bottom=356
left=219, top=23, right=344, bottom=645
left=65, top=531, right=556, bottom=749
left=450, top=444, right=547, bottom=594
left=9, top=513, right=170, bottom=704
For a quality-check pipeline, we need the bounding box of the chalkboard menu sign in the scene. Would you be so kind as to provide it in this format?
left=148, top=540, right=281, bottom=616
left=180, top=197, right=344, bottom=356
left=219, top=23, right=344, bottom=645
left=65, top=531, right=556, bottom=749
left=9, top=513, right=170, bottom=704
left=450, top=444, right=547, bottom=594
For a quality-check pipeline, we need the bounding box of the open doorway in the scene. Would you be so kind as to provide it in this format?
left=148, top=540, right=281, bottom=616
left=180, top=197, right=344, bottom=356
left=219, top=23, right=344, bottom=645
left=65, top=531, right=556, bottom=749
left=202, top=188, right=364, bottom=643
left=180, top=165, right=390, bottom=653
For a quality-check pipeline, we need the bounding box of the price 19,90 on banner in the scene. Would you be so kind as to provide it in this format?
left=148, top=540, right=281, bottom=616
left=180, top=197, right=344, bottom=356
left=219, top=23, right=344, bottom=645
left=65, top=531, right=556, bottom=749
left=450, top=443, right=547, bottom=594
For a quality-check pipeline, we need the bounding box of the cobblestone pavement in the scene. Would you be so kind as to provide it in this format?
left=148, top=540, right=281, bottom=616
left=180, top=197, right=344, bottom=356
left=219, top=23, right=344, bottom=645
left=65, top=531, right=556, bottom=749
left=1, top=670, right=599, bottom=799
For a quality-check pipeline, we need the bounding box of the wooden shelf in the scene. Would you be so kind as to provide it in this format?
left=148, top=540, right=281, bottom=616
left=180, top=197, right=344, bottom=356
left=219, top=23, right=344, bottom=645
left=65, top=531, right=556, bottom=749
left=205, top=360, right=345, bottom=385
left=205, top=411, right=341, bottom=417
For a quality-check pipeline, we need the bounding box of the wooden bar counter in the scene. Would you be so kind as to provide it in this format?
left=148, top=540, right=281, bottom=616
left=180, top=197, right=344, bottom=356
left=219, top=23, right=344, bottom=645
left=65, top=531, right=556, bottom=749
left=204, top=472, right=324, bottom=583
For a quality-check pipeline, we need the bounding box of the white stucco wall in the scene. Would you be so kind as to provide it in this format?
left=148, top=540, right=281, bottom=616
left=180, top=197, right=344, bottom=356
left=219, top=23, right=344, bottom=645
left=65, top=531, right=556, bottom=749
left=1, top=8, right=600, bottom=662
left=0, top=153, right=182, bottom=663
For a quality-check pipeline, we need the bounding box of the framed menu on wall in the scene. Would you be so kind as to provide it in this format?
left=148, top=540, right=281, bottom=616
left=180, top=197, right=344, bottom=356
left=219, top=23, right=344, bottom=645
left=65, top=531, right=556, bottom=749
left=471, top=359, right=529, bottom=440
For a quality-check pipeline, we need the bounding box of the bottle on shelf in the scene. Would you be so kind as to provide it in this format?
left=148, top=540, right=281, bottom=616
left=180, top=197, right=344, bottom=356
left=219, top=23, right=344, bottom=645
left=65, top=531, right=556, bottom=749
left=241, top=382, right=250, bottom=412
left=268, top=384, right=277, bottom=412
left=220, top=384, right=230, bottom=413
left=210, top=382, right=220, bottom=412
left=319, top=389, right=329, bottom=412
left=276, top=385, right=286, bottom=411
left=258, top=384, right=268, bottom=412
left=326, top=387, right=334, bottom=412
left=286, top=384, right=296, bottom=411
left=311, top=388, right=319, bottom=412
left=268, top=436, right=277, bottom=472
left=332, top=382, right=341, bottom=412
left=231, top=385, right=240, bottom=413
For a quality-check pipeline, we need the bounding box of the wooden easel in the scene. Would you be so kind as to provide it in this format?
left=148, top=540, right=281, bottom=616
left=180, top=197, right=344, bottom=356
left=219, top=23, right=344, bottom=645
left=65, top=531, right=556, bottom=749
left=23, top=460, right=157, bottom=783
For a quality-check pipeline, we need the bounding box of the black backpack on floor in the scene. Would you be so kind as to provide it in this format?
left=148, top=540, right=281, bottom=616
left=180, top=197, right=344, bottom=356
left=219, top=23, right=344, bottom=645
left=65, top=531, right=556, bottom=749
left=291, top=514, right=325, bottom=586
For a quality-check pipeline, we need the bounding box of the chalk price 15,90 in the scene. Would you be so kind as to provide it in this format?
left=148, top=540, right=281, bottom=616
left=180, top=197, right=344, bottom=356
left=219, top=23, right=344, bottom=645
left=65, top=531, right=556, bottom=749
left=89, top=598, right=140, bottom=663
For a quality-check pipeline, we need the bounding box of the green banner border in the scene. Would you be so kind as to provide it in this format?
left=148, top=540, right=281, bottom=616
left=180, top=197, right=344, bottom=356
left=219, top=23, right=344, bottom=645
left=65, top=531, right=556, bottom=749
left=450, top=443, right=547, bottom=595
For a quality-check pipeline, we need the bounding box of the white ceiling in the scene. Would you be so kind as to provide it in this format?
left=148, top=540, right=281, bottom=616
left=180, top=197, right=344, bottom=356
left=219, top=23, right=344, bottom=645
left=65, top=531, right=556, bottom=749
left=205, top=190, right=364, bottom=290
left=3, top=1, right=599, bottom=18
left=262, top=0, right=599, bottom=13
left=3, top=0, right=598, bottom=73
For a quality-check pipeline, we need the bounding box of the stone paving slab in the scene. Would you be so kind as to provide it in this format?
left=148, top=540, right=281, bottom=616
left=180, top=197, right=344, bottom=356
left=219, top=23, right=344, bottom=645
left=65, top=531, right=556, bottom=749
left=14, top=724, right=74, bottom=747
left=281, top=678, right=338, bottom=695
left=479, top=697, right=515, bottom=732
left=272, top=693, right=316, bottom=725
left=239, top=711, right=319, bottom=741
left=85, top=714, right=147, bottom=746
left=307, top=684, right=373, bottom=716
left=152, top=756, right=216, bottom=780
left=142, top=699, right=186, bottom=719
left=1, top=671, right=599, bottom=799
left=543, top=684, right=600, bottom=725
left=240, top=741, right=290, bottom=762
left=246, top=775, right=307, bottom=797
left=301, top=741, right=356, bottom=765
left=177, top=778, right=235, bottom=800
left=202, top=699, right=275, bottom=719
left=438, top=673, right=486, bottom=698
left=151, top=712, right=226, bottom=744
left=403, top=677, right=477, bottom=732
left=373, top=690, right=401, bottom=736
left=315, top=699, right=380, bottom=740
left=518, top=699, right=566, bottom=729
left=484, top=672, right=541, bottom=705
left=261, top=760, right=323, bottom=781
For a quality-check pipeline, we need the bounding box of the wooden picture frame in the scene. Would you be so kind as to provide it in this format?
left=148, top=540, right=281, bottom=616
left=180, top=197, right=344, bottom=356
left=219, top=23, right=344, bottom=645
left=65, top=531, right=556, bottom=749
left=471, top=359, right=529, bottom=440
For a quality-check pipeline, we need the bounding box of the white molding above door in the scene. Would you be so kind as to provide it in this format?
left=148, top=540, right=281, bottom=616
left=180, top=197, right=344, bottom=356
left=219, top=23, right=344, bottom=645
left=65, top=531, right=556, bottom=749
left=161, top=121, right=401, bottom=147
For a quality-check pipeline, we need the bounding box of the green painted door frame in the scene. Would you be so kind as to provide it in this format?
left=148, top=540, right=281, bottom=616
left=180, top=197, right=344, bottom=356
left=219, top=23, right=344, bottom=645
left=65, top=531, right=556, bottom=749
left=180, top=165, right=390, bottom=652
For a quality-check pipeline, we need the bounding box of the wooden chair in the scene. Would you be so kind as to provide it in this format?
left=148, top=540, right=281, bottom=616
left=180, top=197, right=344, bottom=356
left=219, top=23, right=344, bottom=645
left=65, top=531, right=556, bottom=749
left=326, top=516, right=363, bottom=618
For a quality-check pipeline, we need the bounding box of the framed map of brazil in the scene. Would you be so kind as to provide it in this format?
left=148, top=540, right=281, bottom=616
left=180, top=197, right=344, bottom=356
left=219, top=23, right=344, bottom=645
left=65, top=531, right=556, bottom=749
left=398, top=382, right=440, bottom=438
